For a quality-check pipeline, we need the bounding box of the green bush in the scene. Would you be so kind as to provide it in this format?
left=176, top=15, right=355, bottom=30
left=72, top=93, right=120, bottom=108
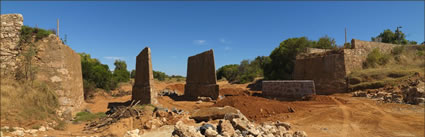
left=153, top=70, right=168, bottom=81
left=217, top=64, right=239, bottom=82
left=80, top=53, right=117, bottom=93
left=216, top=56, right=269, bottom=84
left=113, top=60, right=130, bottom=83
left=20, top=25, right=54, bottom=44
left=130, top=70, right=136, bottom=78
left=363, top=48, right=390, bottom=68
left=263, top=36, right=337, bottom=80
left=371, top=27, right=417, bottom=45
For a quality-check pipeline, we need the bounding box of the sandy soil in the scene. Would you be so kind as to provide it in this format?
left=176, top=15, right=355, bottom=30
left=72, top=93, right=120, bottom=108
left=2, top=81, right=423, bottom=137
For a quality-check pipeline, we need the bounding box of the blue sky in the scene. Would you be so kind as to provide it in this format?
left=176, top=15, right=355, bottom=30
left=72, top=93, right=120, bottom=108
left=1, top=1, right=424, bottom=76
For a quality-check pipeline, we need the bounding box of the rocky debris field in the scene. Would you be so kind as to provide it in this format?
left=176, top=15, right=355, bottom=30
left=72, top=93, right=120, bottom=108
left=172, top=106, right=307, bottom=137
left=353, top=74, right=425, bottom=105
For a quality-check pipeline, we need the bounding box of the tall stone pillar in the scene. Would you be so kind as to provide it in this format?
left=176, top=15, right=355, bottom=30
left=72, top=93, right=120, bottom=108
left=184, top=49, right=219, bottom=100
left=132, top=47, right=155, bottom=104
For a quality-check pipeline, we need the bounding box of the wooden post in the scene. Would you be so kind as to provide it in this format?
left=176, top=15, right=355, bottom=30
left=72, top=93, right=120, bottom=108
left=345, top=27, right=347, bottom=44
left=57, top=19, right=59, bottom=37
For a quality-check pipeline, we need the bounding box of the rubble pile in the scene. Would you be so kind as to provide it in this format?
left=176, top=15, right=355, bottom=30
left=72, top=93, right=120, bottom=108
left=173, top=106, right=308, bottom=137
left=84, top=101, right=143, bottom=133
left=353, top=74, right=425, bottom=105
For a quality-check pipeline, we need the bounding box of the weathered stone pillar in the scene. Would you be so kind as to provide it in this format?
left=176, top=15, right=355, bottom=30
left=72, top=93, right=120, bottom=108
left=184, top=49, right=219, bottom=100
left=132, top=47, right=155, bottom=104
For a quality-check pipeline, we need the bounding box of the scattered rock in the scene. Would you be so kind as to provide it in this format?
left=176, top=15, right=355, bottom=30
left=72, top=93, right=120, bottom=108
left=205, top=127, right=218, bottom=137
left=11, top=130, right=25, bottom=136
left=39, top=126, right=46, bottom=132
left=172, top=121, right=203, bottom=137
left=293, top=131, right=308, bottom=137
left=191, top=106, right=246, bottom=122
left=124, top=129, right=140, bottom=137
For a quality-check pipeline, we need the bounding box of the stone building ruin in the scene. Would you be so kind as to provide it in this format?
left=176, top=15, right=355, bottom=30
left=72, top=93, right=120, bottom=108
left=293, top=39, right=412, bottom=94
left=132, top=47, right=156, bottom=105
left=0, top=14, right=85, bottom=117
left=184, top=49, right=219, bottom=100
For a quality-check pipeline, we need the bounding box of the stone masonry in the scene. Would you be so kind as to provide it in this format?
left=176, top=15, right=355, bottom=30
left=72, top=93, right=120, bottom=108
left=262, top=80, right=316, bottom=98
left=132, top=47, right=155, bottom=105
left=0, top=14, right=85, bottom=117
left=34, top=34, right=85, bottom=117
left=0, top=14, right=23, bottom=75
left=184, top=49, right=219, bottom=100
left=293, top=39, right=406, bottom=94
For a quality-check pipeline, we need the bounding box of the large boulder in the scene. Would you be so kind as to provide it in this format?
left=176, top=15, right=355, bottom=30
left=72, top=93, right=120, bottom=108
left=172, top=121, right=203, bottom=137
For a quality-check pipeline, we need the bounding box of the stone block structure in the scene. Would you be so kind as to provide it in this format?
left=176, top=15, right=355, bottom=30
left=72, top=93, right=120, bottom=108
left=34, top=35, right=85, bottom=117
left=0, top=14, right=85, bottom=117
left=132, top=47, right=155, bottom=104
left=184, top=49, right=219, bottom=100
left=293, top=39, right=406, bottom=94
left=262, top=80, right=315, bottom=98
left=0, top=14, right=23, bottom=75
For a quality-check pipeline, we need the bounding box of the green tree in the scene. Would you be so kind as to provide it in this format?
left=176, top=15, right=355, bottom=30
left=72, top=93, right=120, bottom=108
left=153, top=70, right=168, bottom=81
left=113, top=60, right=130, bottom=83
left=79, top=53, right=117, bottom=92
left=371, top=27, right=416, bottom=45
left=217, top=64, right=239, bottom=82
left=313, top=35, right=337, bottom=49
left=130, top=70, right=136, bottom=78
left=264, top=37, right=313, bottom=80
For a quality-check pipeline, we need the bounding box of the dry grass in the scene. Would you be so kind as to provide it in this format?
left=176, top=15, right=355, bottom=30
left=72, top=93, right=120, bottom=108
left=0, top=77, right=59, bottom=122
left=348, top=46, right=424, bottom=91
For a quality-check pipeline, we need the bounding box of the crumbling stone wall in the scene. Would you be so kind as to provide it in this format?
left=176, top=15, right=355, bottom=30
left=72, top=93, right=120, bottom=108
left=33, top=34, right=85, bottom=117
left=0, top=14, right=84, bottom=117
left=293, top=39, right=404, bottom=94
left=352, top=39, right=395, bottom=54
left=293, top=52, right=347, bottom=94
left=262, top=80, right=315, bottom=98
left=0, top=14, right=23, bottom=75
left=132, top=47, right=156, bottom=105
left=184, top=49, right=219, bottom=100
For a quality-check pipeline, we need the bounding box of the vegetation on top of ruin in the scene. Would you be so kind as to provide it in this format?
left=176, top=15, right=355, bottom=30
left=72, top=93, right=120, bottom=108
left=371, top=27, right=418, bottom=45
left=19, top=25, right=55, bottom=45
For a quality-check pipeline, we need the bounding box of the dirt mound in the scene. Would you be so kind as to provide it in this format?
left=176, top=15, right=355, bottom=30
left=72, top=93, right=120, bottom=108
left=213, top=96, right=297, bottom=121
left=165, top=84, right=185, bottom=94
left=219, top=88, right=249, bottom=96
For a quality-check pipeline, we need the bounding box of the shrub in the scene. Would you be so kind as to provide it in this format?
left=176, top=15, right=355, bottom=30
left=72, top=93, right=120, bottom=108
left=391, top=46, right=405, bottom=55
left=217, top=64, right=239, bottom=82
left=113, top=60, right=130, bottom=83
left=153, top=70, right=168, bottom=81
left=73, top=111, right=106, bottom=122
left=20, top=25, right=53, bottom=44
left=363, top=48, right=390, bottom=68
left=80, top=53, right=117, bottom=94
left=130, top=70, right=136, bottom=78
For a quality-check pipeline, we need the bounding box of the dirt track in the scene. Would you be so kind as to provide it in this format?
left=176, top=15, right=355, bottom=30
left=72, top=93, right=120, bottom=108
left=284, top=94, right=424, bottom=137
left=3, top=82, right=423, bottom=137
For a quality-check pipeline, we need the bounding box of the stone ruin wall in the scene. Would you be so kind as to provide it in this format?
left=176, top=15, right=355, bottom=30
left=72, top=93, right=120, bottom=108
left=0, top=14, right=23, bottom=75
left=33, top=35, right=85, bottom=117
left=0, top=14, right=84, bottom=117
left=262, top=80, right=315, bottom=98
left=184, top=49, right=219, bottom=100
left=132, top=47, right=156, bottom=105
left=293, top=39, right=404, bottom=94
left=293, top=52, right=347, bottom=94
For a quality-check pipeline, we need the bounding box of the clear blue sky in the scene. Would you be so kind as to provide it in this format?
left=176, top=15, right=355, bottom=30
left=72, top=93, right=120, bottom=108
left=2, top=1, right=424, bottom=76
